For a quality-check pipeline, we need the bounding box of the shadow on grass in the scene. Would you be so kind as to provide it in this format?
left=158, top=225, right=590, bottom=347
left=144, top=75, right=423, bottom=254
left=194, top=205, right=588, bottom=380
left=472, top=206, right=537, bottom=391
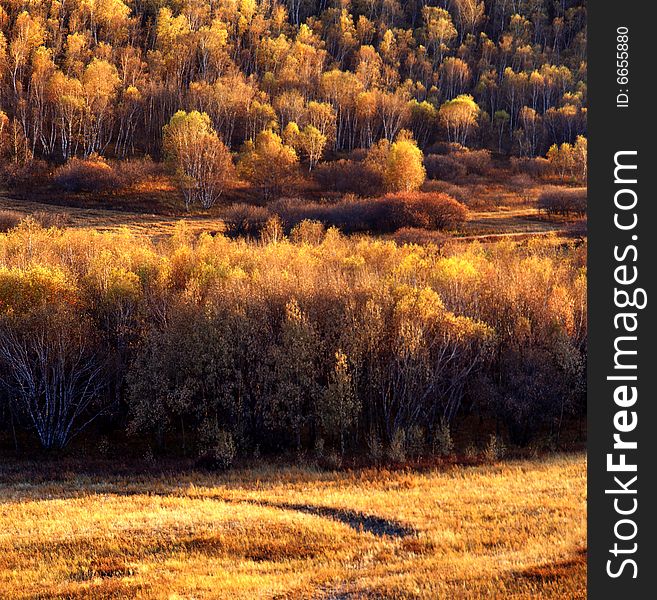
left=238, top=498, right=417, bottom=538
left=512, top=548, right=587, bottom=583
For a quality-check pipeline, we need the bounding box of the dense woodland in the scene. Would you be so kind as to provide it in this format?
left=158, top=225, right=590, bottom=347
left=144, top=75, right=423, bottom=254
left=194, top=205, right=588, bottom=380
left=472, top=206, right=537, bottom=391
left=0, top=0, right=586, bottom=191
left=0, top=0, right=587, bottom=463
left=0, top=222, right=586, bottom=461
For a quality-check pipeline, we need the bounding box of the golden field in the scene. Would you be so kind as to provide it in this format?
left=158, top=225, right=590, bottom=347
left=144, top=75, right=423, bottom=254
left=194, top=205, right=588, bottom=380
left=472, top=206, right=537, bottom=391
left=0, top=453, right=586, bottom=599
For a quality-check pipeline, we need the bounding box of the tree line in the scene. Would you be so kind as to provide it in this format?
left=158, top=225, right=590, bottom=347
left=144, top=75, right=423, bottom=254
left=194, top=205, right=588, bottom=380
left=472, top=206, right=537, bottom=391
left=0, top=221, right=586, bottom=462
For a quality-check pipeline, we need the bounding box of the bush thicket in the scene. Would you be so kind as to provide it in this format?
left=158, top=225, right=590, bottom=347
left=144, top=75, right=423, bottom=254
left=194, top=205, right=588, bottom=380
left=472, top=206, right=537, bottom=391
left=271, top=192, right=467, bottom=234
left=538, top=188, right=587, bottom=217
left=0, top=222, right=586, bottom=458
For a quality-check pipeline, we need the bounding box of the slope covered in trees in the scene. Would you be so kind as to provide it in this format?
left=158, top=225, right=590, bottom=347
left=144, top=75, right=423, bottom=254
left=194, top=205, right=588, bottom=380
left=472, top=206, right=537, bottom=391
left=0, top=0, right=586, bottom=174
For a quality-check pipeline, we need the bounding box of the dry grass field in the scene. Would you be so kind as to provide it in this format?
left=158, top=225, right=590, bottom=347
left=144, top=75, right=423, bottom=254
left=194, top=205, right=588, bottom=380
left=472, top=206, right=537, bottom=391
left=0, top=169, right=584, bottom=242
left=0, top=195, right=230, bottom=240
left=0, top=453, right=586, bottom=599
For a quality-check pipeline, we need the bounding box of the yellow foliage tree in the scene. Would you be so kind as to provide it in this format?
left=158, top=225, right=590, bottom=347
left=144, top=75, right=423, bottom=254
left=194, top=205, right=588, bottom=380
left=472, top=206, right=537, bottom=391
left=163, top=110, right=235, bottom=210
left=383, top=131, right=426, bottom=193
left=300, top=125, right=327, bottom=171
left=237, top=129, right=299, bottom=199
left=81, top=58, right=120, bottom=155
left=438, top=94, right=479, bottom=146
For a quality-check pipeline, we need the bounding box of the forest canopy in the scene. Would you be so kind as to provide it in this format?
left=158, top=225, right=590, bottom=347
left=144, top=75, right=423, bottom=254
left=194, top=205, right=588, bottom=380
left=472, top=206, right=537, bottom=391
left=0, top=0, right=587, bottom=170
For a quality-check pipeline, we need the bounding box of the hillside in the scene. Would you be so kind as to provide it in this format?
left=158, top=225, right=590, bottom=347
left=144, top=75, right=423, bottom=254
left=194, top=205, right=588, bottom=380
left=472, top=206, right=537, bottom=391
left=0, top=0, right=586, bottom=204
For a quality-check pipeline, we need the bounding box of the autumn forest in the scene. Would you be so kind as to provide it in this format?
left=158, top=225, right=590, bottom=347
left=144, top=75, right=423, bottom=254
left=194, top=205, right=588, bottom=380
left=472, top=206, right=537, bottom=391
left=0, top=0, right=588, bottom=458
left=0, top=1, right=589, bottom=597
left=0, top=0, right=586, bottom=185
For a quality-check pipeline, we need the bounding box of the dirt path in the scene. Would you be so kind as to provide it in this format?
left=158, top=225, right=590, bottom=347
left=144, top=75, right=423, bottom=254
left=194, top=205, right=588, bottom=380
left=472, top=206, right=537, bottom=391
left=455, top=230, right=570, bottom=242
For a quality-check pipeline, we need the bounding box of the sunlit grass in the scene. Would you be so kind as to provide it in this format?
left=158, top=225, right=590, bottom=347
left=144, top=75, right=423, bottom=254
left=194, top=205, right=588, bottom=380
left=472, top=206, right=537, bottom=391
left=0, top=453, right=585, bottom=598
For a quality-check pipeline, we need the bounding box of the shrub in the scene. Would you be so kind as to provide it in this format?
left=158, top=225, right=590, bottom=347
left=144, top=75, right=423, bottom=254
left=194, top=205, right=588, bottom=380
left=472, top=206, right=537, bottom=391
left=425, top=154, right=467, bottom=181
left=367, top=430, right=384, bottom=465
left=32, top=211, right=71, bottom=229
left=0, top=159, right=50, bottom=188
left=406, top=426, right=427, bottom=459
left=567, top=217, right=587, bottom=239
left=510, top=156, right=551, bottom=179
left=390, top=227, right=449, bottom=247
left=290, top=220, right=326, bottom=245
left=272, top=196, right=392, bottom=233
left=433, top=419, right=454, bottom=457
left=425, top=141, right=466, bottom=155
left=272, top=192, right=467, bottom=234
left=387, top=429, right=407, bottom=463
left=49, top=157, right=159, bottom=194
left=317, top=349, right=359, bottom=455
left=422, top=179, right=470, bottom=204
left=113, top=157, right=161, bottom=186
left=508, top=173, right=535, bottom=194
left=388, top=192, right=468, bottom=230
left=0, top=210, right=23, bottom=232
left=484, top=434, right=507, bottom=462
left=222, top=203, right=271, bottom=237
left=197, top=425, right=237, bottom=471
left=457, top=149, right=492, bottom=175
left=260, top=215, right=285, bottom=244
left=425, top=149, right=491, bottom=180
left=537, top=187, right=587, bottom=216
left=53, top=155, right=122, bottom=192
left=313, top=159, right=384, bottom=196
left=344, top=197, right=398, bottom=233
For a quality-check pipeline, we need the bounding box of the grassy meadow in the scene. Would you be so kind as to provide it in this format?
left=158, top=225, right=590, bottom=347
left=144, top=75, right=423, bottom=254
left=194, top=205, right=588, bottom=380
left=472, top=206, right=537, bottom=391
left=0, top=453, right=585, bottom=599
